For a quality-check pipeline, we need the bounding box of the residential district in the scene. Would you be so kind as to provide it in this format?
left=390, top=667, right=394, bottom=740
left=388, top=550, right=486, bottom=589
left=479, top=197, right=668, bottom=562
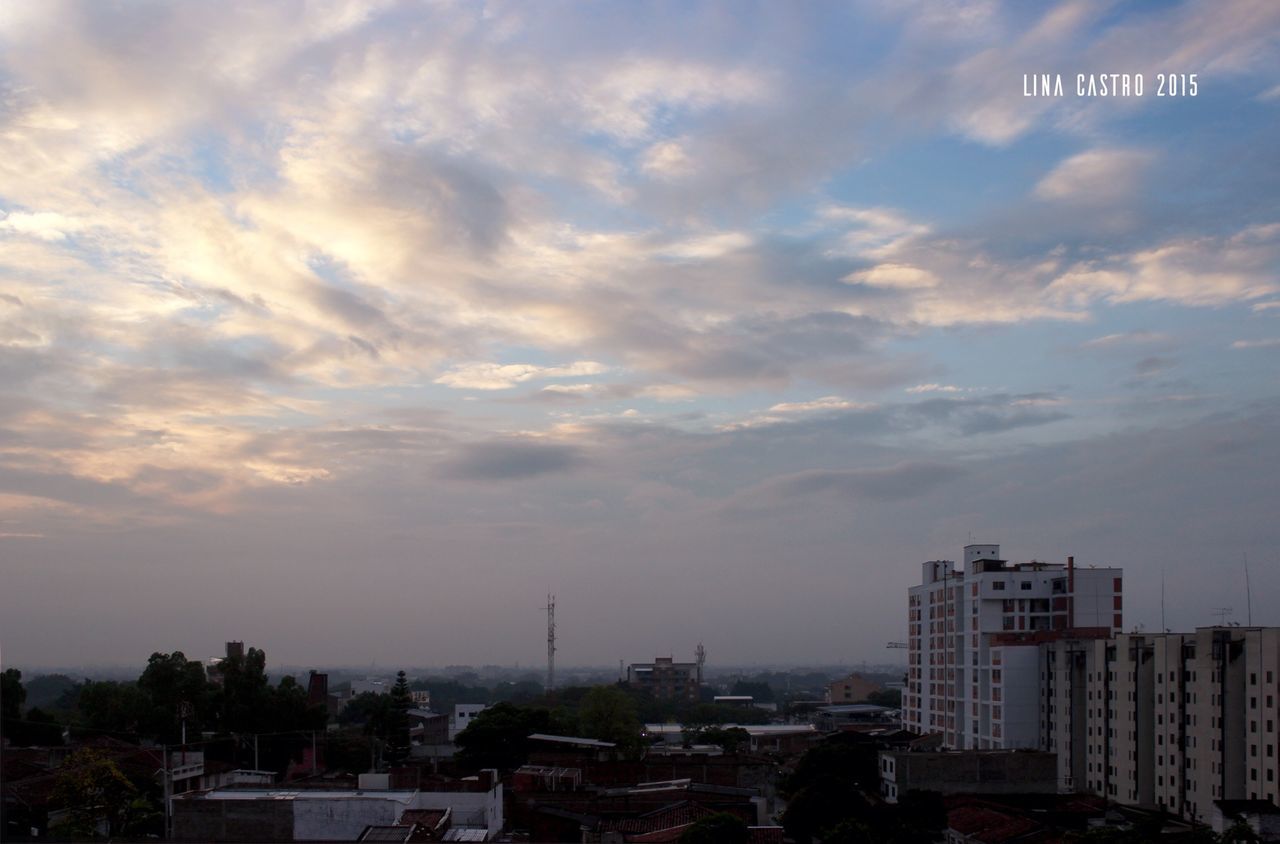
left=3, top=544, right=1279, bottom=843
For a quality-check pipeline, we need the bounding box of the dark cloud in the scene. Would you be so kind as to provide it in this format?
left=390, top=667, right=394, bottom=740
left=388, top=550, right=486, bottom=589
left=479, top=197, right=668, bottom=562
left=768, top=461, right=967, bottom=502
left=440, top=439, right=585, bottom=480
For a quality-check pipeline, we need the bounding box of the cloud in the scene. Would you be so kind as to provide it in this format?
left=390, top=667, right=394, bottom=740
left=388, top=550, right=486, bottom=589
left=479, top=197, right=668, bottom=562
left=1047, top=224, right=1280, bottom=307
left=906, top=384, right=965, bottom=394
left=1231, top=338, right=1280, bottom=349
left=0, top=210, right=85, bottom=241
left=434, top=361, right=610, bottom=390
left=1035, top=149, right=1155, bottom=205
left=439, top=439, right=585, bottom=480
left=1082, top=331, right=1170, bottom=349
left=729, top=460, right=967, bottom=511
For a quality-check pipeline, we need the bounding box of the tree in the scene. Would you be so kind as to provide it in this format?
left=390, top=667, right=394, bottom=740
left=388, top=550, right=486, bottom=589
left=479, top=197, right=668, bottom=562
left=50, top=749, right=140, bottom=838
left=215, top=646, right=272, bottom=732
left=77, top=680, right=149, bottom=736
left=384, top=671, right=412, bottom=766
left=730, top=679, right=775, bottom=703
left=694, top=726, right=751, bottom=753
left=577, top=686, right=644, bottom=757
left=2, top=668, right=25, bottom=721
left=138, top=651, right=210, bottom=742
left=1221, top=820, right=1263, bottom=844
left=454, top=702, right=559, bottom=772
left=679, top=812, right=749, bottom=844
left=861, top=689, right=901, bottom=708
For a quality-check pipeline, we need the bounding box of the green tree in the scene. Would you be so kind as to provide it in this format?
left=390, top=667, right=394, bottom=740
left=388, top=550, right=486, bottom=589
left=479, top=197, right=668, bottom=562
left=138, top=651, right=210, bottom=742
left=384, top=671, right=412, bottom=766
left=215, top=646, right=272, bottom=732
left=679, top=812, right=749, bottom=844
left=695, top=726, right=751, bottom=753
left=13, top=706, right=64, bottom=746
left=339, top=692, right=396, bottom=735
left=1221, top=820, right=1262, bottom=844
left=454, top=702, right=559, bottom=772
left=50, top=748, right=140, bottom=838
left=77, top=680, right=149, bottom=737
left=2, top=667, right=25, bottom=721
left=730, top=679, right=775, bottom=703
left=577, top=685, right=644, bottom=756
left=861, top=689, right=902, bottom=708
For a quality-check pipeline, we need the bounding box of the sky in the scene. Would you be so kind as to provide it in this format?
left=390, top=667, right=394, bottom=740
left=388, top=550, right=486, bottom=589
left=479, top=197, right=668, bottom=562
left=1, top=0, right=1279, bottom=672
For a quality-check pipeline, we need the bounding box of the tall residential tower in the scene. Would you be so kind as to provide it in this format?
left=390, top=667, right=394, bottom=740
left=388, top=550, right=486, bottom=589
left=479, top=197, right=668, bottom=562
left=905, top=544, right=1123, bottom=749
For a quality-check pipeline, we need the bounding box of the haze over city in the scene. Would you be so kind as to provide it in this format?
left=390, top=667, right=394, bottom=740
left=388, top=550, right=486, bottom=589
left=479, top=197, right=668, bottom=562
left=1, top=0, right=1279, bottom=670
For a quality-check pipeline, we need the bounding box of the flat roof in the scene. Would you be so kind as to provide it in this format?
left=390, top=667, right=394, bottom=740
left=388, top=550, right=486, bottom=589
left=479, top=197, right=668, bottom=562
left=528, top=733, right=617, bottom=748
left=643, top=724, right=816, bottom=736
left=184, top=789, right=419, bottom=802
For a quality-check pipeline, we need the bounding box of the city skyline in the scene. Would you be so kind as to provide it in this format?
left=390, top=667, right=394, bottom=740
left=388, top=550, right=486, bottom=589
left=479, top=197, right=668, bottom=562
left=1, top=0, right=1279, bottom=668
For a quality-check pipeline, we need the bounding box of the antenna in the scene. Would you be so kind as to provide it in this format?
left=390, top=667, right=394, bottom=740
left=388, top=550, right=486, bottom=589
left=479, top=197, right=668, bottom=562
left=695, top=643, right=706, bottom=685
left=1161, top=570, right=1166, bottom=632
left=545, top=594, right=556, bottom=695
left=1211, top=607, right=1233, bottom=627
left=1244, top=552, right=1253, bottom=626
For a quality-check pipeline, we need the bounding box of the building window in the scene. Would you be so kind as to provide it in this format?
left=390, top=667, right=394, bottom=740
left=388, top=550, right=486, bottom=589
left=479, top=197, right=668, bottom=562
left=993, top=581, right=1005, bottom=591
left=1021, top=581, right=1032, bottom=590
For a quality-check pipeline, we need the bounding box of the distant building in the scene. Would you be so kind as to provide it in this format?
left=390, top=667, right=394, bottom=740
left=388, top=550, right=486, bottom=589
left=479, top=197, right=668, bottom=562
left=904, top=544, right=1122, bottom=749
left=207, top=641, right=248, bottom=685
left=826, top=673, right=882, bottom=704
left=172, top=772, right=503, bottom=842
left=410, top=690, right=430, bottom=707
left=450, top=704, right=489, bottom=741
left=306, top=672, right=328, bottom=707
left=628, top=656, right=702, bottom=702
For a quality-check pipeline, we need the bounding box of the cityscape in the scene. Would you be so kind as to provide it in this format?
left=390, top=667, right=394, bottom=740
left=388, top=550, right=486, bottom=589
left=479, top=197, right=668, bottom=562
left=3, top=0, right=1280, bottom=842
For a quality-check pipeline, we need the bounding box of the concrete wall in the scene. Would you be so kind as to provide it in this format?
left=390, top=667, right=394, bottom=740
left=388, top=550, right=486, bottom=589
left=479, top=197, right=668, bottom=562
left=880, top=751, right=1057, bottom=803
left=293, top=797, right=407, bottom=841
left=173, top=799, right=293, bottom=842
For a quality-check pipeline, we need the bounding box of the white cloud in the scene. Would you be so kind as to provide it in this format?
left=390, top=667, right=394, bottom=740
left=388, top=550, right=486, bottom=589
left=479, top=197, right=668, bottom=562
left=0, top=210, right=84, bottom=241
left=1231, top=338, right=1280, bottom=349
left=1035, top=149, right=1155, bottom=204
left=768, top=396, right=866, bottom=413
left=1047, top=225, right=1280, bottom=307
left=434, top=361, right=610, bottom=390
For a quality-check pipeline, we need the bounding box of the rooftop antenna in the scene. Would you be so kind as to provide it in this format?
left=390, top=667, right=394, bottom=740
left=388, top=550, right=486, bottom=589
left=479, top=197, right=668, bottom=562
left=1161, top=569, right=1167, bottom=632
left=1244, top=552, right=1253, bottom=626
left=1211, top=607, right=1233, bottom=627
left=545, top=594, right=556, bottom=696
left=695, top=643, right=706, bottom=685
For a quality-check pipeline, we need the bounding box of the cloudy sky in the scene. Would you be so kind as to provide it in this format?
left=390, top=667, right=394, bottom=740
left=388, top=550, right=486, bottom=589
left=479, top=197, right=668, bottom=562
left=1, top=0, right=1279, bottom=671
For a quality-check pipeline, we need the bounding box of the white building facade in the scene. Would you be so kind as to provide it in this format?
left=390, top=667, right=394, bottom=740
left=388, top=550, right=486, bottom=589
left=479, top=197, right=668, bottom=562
left=905, top=544, right=1123, bottom=750
left=1041, top=627, right=1280, bottom=823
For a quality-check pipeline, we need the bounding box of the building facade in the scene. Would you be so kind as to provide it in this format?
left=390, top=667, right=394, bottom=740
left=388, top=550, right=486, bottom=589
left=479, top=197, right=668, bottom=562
left=905, top=544, right=1123, bottom=750
left=627, top=656, right=702, bottom=702
left=1041, top=627, right=1280, bottom=823
left=826, top=673, right=883, bottom=704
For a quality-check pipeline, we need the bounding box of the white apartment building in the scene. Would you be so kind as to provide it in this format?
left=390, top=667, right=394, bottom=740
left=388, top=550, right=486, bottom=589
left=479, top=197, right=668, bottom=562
left=1041, top=627, right=1280, bottom=824
left=905, top=544, right=1123, bottom=750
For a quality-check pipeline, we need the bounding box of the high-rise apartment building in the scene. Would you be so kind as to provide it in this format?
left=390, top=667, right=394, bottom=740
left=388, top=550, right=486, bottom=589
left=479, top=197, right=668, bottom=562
left=1041, top=627, right=1280, bottom=823
left=905, top=544, right=1123, bottom=749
